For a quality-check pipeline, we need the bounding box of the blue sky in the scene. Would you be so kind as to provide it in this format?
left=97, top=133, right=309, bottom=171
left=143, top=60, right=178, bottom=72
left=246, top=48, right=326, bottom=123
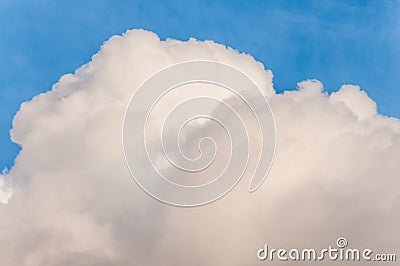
left=1, top=0, right=399, bottom=169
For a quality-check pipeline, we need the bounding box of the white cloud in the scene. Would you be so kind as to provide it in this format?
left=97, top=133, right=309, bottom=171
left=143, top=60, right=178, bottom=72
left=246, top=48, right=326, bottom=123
left=331, top=84, right=377, bottom=120
left=1, top=29, right=399, bottom=265
left=0, top=169, right=12, bottom=204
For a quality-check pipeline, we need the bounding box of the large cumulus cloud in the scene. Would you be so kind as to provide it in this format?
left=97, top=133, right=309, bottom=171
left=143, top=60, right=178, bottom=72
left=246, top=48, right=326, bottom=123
left=1, top=29, right=399, bottom=265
